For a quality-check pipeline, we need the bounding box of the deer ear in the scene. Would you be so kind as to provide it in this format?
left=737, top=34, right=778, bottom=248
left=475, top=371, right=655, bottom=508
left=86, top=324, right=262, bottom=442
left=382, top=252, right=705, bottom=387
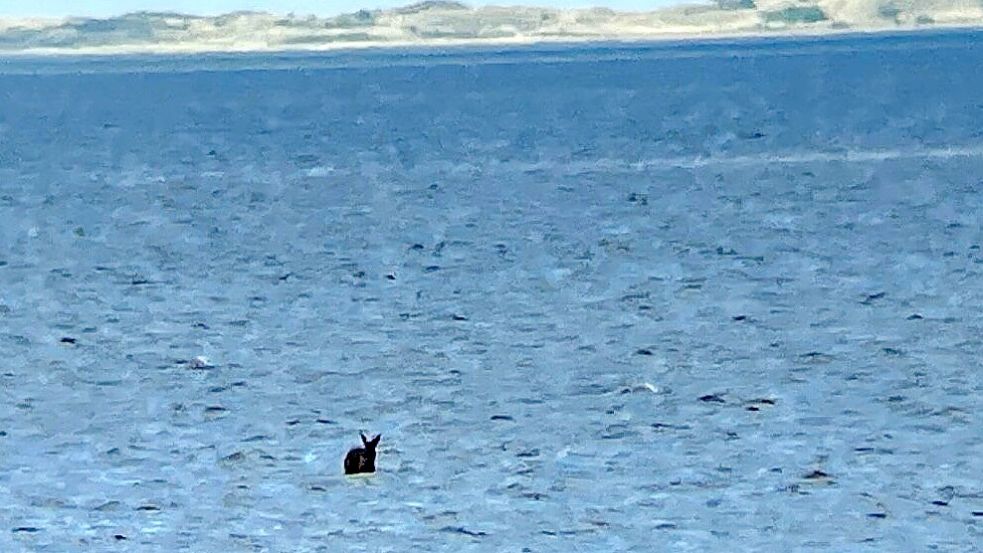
left=370, top=434, right=381, bottom=447
left=360, top=432, right=369, bottom=445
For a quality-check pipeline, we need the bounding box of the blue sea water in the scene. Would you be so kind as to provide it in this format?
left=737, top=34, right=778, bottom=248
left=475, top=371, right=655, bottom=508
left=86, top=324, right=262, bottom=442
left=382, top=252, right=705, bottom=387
left=0, top=30, right=981, bottom=552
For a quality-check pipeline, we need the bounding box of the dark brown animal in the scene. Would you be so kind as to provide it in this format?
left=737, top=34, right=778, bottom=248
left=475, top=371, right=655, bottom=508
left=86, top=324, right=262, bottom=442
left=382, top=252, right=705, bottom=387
left=344, top=432, right=381, bottom=474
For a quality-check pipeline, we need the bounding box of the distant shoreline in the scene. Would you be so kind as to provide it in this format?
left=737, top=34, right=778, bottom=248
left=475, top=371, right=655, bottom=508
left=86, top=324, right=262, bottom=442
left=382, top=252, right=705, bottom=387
left=0, top=22, right=980, bottom=59
left=2, top=1, right=982, bottom=58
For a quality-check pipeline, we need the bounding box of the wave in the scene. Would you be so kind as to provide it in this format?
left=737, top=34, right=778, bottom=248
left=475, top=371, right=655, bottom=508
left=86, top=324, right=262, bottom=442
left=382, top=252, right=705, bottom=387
left=458, top=143, right=983, bottom=177
left=0, top=0, right=981, bottom=54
